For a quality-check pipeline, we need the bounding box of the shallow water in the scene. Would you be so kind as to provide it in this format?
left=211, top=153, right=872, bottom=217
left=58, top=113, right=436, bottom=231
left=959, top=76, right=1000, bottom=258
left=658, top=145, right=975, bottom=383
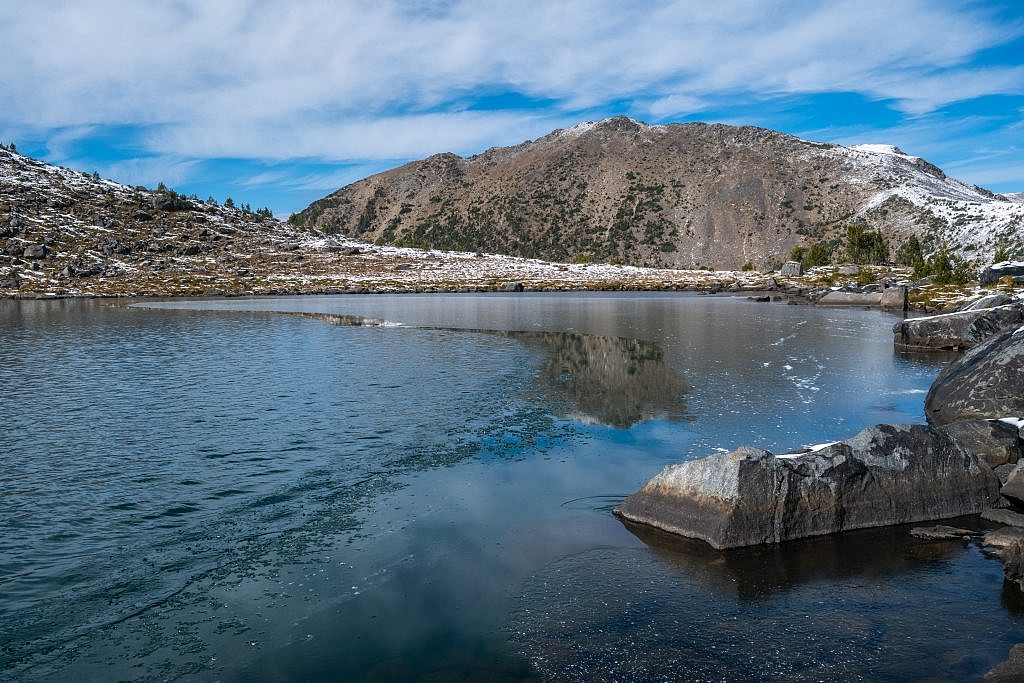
left=0, top=293, right=1018, bottom=681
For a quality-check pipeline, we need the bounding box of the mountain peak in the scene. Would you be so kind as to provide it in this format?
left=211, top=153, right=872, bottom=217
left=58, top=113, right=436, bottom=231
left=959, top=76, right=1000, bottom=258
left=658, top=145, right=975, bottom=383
left=295, top=120, right=1023, bottom=268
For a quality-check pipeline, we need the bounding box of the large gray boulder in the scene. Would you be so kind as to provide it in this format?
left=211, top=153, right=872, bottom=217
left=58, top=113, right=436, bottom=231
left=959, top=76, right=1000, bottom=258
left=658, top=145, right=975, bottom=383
left=925, top=329, right=1024, bottom=425
left=779, top=260, right=802, bottom=276
left=880, top=285, right=908, bottom=311
left=615, top=424, right=998, bottom=549
left=893, top=304, right=1024, bottom=351
left=963, top=292, right=1014, bottom=311
left=817, top=291, right=882, bottom=306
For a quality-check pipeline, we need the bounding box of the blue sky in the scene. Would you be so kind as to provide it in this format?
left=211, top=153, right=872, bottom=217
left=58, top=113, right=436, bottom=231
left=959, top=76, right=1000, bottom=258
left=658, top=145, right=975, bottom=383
left=2, top=1, right=1023, bottom=217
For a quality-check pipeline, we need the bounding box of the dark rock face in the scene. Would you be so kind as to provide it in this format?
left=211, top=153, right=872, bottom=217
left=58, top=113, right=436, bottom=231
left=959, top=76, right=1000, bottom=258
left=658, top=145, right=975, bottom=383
left=925, top=330, right=1024, bottom=425
left=615, top=424, right=998, bottom=549
left=938, top=419, right=1022, bottom=468
left=893, top=305, right=1024, bottom=351
left=981, top=262, right=1024, bottom=285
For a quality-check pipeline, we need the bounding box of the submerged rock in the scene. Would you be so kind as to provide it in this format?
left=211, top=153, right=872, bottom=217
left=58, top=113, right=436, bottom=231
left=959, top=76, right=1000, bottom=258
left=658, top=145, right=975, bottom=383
left=987, top=644, right=1024, bottom=682
left=893, top=305, right=1024, bottom=351
left=909, top=525, right=979, bottom=541
left=925, top=330, right=1024, bottom=425
left=615, top=424, right=998, bottom=549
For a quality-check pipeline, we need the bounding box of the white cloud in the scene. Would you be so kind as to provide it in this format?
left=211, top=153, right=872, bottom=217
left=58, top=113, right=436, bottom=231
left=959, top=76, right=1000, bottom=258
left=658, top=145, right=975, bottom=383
left=1, top=0, right=1022, bottom=203
left=86, top=157, right=201, bottom=188
left=1, top=1, right=1019, bottom=161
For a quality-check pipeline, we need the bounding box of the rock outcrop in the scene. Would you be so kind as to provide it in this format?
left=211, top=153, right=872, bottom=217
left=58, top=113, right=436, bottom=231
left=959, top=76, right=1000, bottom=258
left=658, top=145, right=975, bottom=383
left=980, top=262, right=1024, bottom=285
left=925, top=329, right=1024, bottom=425
left=615, top=424, right=998, bottom=549
left=893, top=305, right=1024, bottom=351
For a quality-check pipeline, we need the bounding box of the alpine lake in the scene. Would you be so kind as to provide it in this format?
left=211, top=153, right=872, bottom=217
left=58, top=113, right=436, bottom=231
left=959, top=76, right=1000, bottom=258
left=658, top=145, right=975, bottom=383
left=2, top=292, right=1020, bottom=681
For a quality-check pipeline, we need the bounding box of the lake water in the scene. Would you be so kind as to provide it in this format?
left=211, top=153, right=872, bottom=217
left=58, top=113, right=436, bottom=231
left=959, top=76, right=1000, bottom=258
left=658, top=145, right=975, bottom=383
left=1, top=293, right=1020, bottom=681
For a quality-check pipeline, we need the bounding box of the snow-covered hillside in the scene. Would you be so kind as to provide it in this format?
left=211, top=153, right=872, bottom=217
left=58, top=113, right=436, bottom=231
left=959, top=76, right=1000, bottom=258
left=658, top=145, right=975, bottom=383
left=828, top=143, right=1023, bottom=258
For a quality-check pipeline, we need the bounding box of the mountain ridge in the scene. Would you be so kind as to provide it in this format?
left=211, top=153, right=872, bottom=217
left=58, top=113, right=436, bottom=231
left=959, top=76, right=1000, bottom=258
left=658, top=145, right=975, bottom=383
left=295, top=116, right=1023, bottom=268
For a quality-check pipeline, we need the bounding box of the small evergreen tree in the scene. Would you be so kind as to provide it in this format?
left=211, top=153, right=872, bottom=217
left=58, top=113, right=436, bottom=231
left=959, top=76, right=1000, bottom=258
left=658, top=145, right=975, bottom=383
left=224, top=197, right=235, bottom=208
left=789, top=245, right=805, bottom=263
left=804, top=241, right=833, bottom=268
left=896, top=235, right=923, bottom=267
left=994, top=244, right=1010, bottom=264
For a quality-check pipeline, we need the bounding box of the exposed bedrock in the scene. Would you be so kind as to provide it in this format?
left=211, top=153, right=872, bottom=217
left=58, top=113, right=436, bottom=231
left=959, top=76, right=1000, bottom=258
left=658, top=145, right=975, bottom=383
left=893, top=304, right=1024, bottom=351
left=925, top=329, right=1024, bottom=425
left=615, top=424, right=999, bottom=550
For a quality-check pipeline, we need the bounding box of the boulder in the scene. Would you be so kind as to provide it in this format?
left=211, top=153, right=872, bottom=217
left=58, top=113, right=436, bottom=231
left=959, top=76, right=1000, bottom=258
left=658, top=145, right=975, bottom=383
left=503, top=282, right=524, bottom=292
left=837, top=265, right=860, bottom=275
left=893, top=305, right=1024, bottom=351
left=925, top=330, right=1024, bottom=425
left=22, top=243, right=48, bottom=259
left=963, top=292, right=1014, bottom=311
left=987, top=644, right=1024, bottom=682
left=779, top=260, right=802, bottom=276
left=615, top=424, right=998, bottom=549
left=1001, top=543, right=1024, bottom=591
left=981, top=508, right=1024, bottom=527
left=984, top=527, right=1024, bottom=549
left=1001, top=462, right=1024, bottom=506
left=817, top=291, right=883, bottom=306
left=938, top=419, right=1022, bottom=468
left=996, top=464, right=1016, bottom=485
left=980, top=262, right=1024, bottom=285
left=880, top=285, right=908, bottom=311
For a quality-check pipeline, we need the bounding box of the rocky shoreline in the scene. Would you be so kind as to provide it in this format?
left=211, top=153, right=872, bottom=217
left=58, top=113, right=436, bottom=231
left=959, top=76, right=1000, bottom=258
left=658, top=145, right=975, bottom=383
left=615, top=302, right=1024, bottom=678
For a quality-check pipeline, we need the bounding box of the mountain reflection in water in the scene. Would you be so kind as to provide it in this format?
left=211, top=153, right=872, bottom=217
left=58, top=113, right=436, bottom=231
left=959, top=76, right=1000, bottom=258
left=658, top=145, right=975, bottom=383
left=298, top=314, right=689, bottom=429
left=498, top=331, right=689, bottom=428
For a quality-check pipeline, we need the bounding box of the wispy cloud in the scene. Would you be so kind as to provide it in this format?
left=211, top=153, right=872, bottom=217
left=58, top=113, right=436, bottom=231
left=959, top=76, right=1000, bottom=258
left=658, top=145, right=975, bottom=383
left=1, top=0, right=1021, bottom=205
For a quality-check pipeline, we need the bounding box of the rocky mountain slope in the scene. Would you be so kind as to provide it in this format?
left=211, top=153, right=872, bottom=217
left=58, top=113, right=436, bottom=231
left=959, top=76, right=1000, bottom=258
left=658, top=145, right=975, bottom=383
left=1, top=147, right=770, bottom=298
left=295, top=117, right=1024, bottom=269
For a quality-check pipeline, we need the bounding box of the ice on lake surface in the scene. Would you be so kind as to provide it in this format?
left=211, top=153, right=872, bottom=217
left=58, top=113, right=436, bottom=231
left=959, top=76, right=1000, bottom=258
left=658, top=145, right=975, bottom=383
left=1, top=292, right=1019, bottom=681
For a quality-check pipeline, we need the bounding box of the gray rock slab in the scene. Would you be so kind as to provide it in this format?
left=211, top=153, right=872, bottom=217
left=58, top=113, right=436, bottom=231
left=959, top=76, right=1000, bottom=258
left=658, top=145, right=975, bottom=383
left=616, top=424, right=998, bottom=549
